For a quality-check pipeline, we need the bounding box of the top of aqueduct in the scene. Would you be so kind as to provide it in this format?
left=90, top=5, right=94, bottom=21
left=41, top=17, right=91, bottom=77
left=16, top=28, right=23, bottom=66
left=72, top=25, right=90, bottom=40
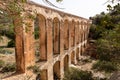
left=26, top=1, right=91, bottom=23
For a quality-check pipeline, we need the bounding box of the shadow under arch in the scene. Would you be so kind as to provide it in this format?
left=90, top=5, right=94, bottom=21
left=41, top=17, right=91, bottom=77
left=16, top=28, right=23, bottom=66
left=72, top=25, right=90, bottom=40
left=76, top=48, right=80, bottom=60
left=53, top=17, right=60, bottom=55
left=64, top=19, right=69, bottom=50
left=53, top=61, right=61, bottom=80
left=35, top=14, right=47, bottom=61
left=71, top=20, right=75, bottom=47
left=64, top=55, right=69, bottom=71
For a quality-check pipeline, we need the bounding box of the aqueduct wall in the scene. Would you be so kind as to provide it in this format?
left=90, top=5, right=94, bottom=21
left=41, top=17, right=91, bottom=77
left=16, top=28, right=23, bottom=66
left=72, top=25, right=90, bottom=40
left=4, top=1, right=91, bottom=80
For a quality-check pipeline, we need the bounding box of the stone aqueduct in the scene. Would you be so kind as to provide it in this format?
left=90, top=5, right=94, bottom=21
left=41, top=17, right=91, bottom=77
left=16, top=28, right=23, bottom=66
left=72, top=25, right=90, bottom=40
left=4, top=1, right=91, bottom=80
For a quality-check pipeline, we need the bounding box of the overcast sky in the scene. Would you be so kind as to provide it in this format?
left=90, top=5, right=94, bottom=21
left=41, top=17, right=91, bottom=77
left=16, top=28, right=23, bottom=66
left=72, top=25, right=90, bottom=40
left=30, top=0, right=110, bottom=19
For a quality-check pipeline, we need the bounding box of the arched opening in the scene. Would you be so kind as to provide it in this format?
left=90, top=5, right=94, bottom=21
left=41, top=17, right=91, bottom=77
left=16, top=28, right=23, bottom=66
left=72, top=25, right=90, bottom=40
left=76, top=21, right=79, bottom=44
left=81, top=32, right=84, bottom=43
left=53, top=61, right=61, bottom=80
left=36, top=14, right=47, bottom=61
left=79, top=22, right=82, bottom=44
left=53, top=17, right=60, bottom=55
left=80, top=45, right=84, bottom=55
left=34, top=16, right=40, bottom=61
left=71, top=20, right=75, bottom=47
left=76, top=48, right=79, bottom=60
left=64, top=20, right=69, bottom=50
left=40, top=69, right=48, bottom=80
left=83, top=31, right=86, bottom=47
left=71, top=51, right=75, bottom=64
left=64, top=55, right=69, bottom=71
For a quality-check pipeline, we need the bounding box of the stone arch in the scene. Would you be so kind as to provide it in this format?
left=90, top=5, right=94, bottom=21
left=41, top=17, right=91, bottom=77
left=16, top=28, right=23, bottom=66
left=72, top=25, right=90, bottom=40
left=76, top=48, right=80, bottom=60
left=53, top=17, right=60, bottom=54
left=71, top=51, right=75, bottom=64
left=37, top=14, right=47, bottom=61
left=53, top=61, right=61, bottom=80
left=64, top=19, right=69, bottom=50
left=64, top=55, right=69, bottom=71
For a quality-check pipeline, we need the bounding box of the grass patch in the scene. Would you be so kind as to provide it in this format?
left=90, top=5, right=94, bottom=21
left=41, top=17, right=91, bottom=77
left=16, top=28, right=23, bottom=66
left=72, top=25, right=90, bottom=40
left=1, top=63, right=16, bottom=73
left=63, top=67, right=94, bottom=80
left=92, top=61, right=117, bottom=73
left=27, top=65, right=40, bottom=74
left=0, top=60, right=5, bottom=68
left=0, top=48, right=13, bottom=54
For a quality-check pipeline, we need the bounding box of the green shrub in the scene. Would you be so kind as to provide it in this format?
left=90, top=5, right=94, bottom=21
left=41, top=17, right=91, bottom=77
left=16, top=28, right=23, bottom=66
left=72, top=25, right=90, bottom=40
left=63, top=67, right=93, bottom=80
left=0, top=60, right=5, bottom=68
left=81, top=58, right=92, bottom=63
left=92, top=61, right=117, bottom=73
left=27, top=65, right=40, bottom=74
left=4, top=30, right=15, bottom=40
left=1, top=63, right=16, bottom=72
left=7, top=40, right=15, bottom=47
left=34, top=30, right=39, bottom=39
left=0, top=48, right=13, bottom=54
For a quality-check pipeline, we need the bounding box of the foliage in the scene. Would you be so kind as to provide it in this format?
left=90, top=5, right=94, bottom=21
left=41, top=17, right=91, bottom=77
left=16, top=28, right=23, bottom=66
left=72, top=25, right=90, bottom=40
left=1, top=63, right=16, bottom=72
left=96, top=30, right=120, bottom=61
left=0, top=48, right=13, bottom=54
left=7, top=40, right=15, bottom=47
left=92, top=61, right=117, bottom=73
left=34, top=17, right=39, bottom=39
left=63, top=67, right=93, bottom=80
left=90, top=3, right=120, bottom=75
left=0, top=60, right=5, bottom=68
left=27, top=65, right=40, bottom=74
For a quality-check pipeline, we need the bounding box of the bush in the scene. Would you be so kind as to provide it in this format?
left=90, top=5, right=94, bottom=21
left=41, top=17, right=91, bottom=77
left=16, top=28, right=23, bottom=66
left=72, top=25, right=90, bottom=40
left=27, top=65, right=40, bottom=74
left=1, top=63, right=16, bottom=72
left=92, top=61, right=117, bottom=73
left=0, top=48, right=13, bottom=54
left=0, top=60, right=5, bottom=68
left=63, top=67, right=93, bottom=80
left=4, top=30, right=15, bottom=40
left=7, top=40, right=15, bottom=47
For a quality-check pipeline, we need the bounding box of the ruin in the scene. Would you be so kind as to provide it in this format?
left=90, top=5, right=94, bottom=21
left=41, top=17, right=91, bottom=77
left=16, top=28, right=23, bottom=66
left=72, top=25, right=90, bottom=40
left=3, top=1, right=91, bottom=80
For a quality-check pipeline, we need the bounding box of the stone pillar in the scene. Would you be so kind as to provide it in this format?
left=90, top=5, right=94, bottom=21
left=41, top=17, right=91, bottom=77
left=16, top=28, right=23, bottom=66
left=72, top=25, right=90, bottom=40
left=14, top=17, right=25, bottom=73
left=47, top=65, right=54, bottom=80
left=15, top=13, right=35, bottom=73
left=60, top=58, right=64, bottom=79
left=23, top=13, right=35, bottom=69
